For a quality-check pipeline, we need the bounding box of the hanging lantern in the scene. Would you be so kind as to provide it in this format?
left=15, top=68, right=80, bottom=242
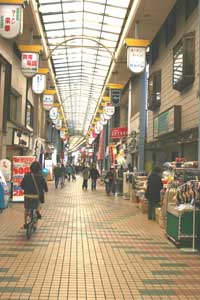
left=103, top=104, right=115, bottom=117
left=18, top=45, right=42, bottom=78
left=125, top=39, right=149, bottom=74
left=94, top=122, right=103, bottom=134
left=43, top=94, right=54, bottom=111
left=55, top=119, right=62, bottom=130
left=43, top=89, right=56, bottom=110
left=0, top=4, right=23, bottom=39
left=32, top=68, right=48, bottom=94
left=49, top=107, right=58, bottom=120
left=99, top=114, right=108, bottom=125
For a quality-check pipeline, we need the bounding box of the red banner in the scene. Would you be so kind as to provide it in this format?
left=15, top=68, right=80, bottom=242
left=111, top=127, right=128, bottom=139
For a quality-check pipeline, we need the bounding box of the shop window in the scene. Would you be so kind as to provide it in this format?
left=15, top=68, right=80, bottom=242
left=165, top=5, right=176, bottom=46
left=151, top=35, right=159, bottom=64
left=173, top=32, right=195, bottom=92
left=26, top=101, right=34, bottom=129
left=10, top=92, right=22, bottom=124
left=148, top=70, right=161, bottom=111
left=185, top=0, right=198, bottom=20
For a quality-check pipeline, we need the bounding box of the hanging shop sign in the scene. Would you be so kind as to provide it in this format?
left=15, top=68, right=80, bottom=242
left=0, top=4, right=23, bottom=39
left=49, top=107, right=58, bottom=120
left=99, top=114, right=108, bottom=126
left=127, top=47, right=146, bottom=74
left=110, top=89, right=121, bottom=107
left=55, top=119, right=62, bottom=130
left=103, top=113, right=112, bottom=121
left=21, top=52, right=39, bottom=77
left=32, top=74, right=46, bottom=94
left=95, top=122, right=103, bottom=134
left=60, top=128, right=67, bottom=139
left=12, top=156, right=36, bottom=202
left=153, top=105, right=181, bottom=138
left=111, top=127, right=128, bottom=139
left=103, top=104, right=115, bottom=117
left=43, top=94, right=54, bottom=110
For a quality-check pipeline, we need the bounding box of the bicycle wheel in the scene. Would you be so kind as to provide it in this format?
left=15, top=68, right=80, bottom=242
left=26, top=209, right=33, bottom=239
left=33, top=210, right=38, bottom=231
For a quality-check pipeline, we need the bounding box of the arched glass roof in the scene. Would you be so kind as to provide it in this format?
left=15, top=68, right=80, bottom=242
left=38, top=0, right=131, bottom=139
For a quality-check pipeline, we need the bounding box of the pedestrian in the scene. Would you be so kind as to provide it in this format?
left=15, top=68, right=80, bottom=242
left=82, top=165, right=90, bottom=190
left=60, top=164, right=66, bottom=187
left=145, top=166, right=163, bottom=220
left=117, top=166, right=124, bottom=196
left=90, top=165, right=99, bottom=190
left=53, top=164, right=62, bottom=188
left=66, top=164, right=73, bottom=181
left=21, top=161, right=48, bottom=228
left=104, top=167, right=115, bottom=196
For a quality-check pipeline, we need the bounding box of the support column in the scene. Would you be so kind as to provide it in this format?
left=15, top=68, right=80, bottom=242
left=138, top=69, right=147, bottom=172
left=198, top=0, right=200, bottom=168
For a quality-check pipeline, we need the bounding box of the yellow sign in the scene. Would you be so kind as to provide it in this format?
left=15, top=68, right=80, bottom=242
left=18, top=45, right=43, bottom=53
left=125, top=38, right=150, bottom=48
left=0, top=0, right=24, bottom=3
left=107, top=83, right=123, bottom=89
left=38, top=68, right=49, bottom=74
left=43, top=89, right=57, bottom=95
left=103, top=96, right=110, bottom=102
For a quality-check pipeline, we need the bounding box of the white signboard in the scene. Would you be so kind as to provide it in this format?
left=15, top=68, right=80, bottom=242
left=127, top=47, right=146, bottom=74
left=49, top=107, right=58, bottom=120
left=103, top=105, right=115, bottom=116
left=32, top=74, right=46, bottom=94
left=100, top=114, right=108, bottom=126
left=0, top=5, right=23, bottom=39
left=60, top=130, right=66, bottom=139
left=43, top=94, right=54, bottom=110
left=21, top=52, right=39, bottom=77
left=0, top=159, right=11, bottom=181
left=95, top=122, right=103, bottom=134
left=55, top=119, right=62, bottom=130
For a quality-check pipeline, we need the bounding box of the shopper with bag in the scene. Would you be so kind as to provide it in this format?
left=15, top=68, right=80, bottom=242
left=145, top=166, right=163, bottom=220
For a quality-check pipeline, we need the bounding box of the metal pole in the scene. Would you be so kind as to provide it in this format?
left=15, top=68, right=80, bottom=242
left=198, top=0, right=200, bottom=168
left=138, top=69, right=147, bottom=172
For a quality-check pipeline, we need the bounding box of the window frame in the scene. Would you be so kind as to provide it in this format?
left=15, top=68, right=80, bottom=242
left=148, top=70, right=161, bottom=111
left=172, top=31, right=195, bottom=92
left=9, top=91, right=22, bottom=125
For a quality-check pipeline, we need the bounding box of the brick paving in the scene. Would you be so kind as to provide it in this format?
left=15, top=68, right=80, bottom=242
left=0, top=177, right=200, bottom=299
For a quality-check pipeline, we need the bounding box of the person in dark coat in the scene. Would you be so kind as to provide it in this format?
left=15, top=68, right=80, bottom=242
left=21, top=161, right=48, bottom=228
left=145, top=166, right=163, bottom=220
left=90, top=165, right=99, bottom=190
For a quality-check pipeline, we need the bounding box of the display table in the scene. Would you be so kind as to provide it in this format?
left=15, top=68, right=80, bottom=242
left=166, top=204, right=200, bottom=248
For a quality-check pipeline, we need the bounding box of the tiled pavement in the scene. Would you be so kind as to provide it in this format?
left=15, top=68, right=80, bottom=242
left=0, top=178, right=200, bottom=299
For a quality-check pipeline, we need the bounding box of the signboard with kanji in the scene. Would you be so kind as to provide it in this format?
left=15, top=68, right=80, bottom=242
left=0, top=5, right=23, bottom=39
left=111, top=127, right=128, bottom=139
left=21, top=52, right=39, bottom=77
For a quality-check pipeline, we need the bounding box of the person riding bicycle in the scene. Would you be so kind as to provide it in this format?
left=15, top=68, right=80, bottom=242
left=21, top=161, right=48, bottom=229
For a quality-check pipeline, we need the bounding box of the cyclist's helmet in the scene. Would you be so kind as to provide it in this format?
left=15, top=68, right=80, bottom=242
left=30, top=161, right=41, bottom=173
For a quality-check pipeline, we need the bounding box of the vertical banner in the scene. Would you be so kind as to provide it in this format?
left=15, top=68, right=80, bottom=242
left=0, top=5, right=23, bottom=39
left=12, top=156, right=35, bottom=202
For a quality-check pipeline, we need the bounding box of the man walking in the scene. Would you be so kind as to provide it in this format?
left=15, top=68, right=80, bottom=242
left=90, top=165, right=99, bottom=190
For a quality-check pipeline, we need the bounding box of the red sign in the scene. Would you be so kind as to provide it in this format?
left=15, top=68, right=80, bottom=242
left=111, top=127, right=128, bottom=139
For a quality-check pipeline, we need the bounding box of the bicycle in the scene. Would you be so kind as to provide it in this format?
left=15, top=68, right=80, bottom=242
left=25, top=199, right=38, bottom=239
